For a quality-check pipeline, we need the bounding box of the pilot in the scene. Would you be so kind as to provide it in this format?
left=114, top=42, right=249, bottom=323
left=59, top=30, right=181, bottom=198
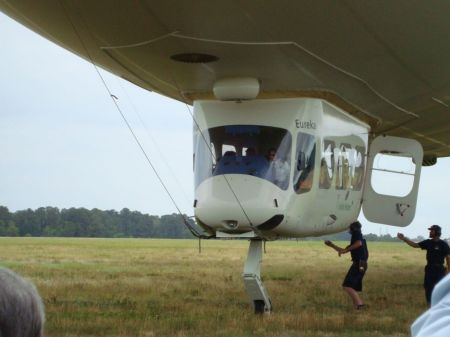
left=397, top=225, right=450, bottom=305
left=266, top=148, right=276, bottom=162
left=324, top=221, right=369, bottom=310
left=266, top=148, right=290, bottom=188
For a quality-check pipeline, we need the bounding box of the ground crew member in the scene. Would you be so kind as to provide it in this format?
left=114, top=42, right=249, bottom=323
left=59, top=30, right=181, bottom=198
left=325, top=221, right=369, bottom=310
left=397, top=225, right=450, bottom=305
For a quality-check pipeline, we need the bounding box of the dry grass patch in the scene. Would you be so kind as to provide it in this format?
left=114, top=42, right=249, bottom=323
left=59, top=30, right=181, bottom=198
left=0, top=238, right=427, bottom=336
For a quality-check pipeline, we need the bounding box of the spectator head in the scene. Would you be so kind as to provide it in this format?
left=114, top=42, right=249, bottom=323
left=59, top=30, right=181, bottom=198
left=0, top=267, right=45, bottom=337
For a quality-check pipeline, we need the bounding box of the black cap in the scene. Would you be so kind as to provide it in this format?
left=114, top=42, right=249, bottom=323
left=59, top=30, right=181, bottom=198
left=428, top=225, right=441, bottom=231
left=349, top=221, right=362, bottom=232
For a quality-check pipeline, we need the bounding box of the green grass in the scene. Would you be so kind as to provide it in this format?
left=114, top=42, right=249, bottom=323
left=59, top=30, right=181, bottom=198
left=0, top=238, right=428, bottom=337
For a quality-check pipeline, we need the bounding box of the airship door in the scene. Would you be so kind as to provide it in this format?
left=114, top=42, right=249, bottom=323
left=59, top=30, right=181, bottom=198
left=362, top=135, right=423, bottom=227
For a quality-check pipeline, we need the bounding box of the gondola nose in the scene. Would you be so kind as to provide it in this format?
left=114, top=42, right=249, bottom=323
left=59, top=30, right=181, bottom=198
left=194, top=175, right=287, bottom=234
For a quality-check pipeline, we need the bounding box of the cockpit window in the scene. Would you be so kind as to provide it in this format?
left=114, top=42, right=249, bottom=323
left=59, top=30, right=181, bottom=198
left=293, top=132, right=316, bottom=194
left=194, top=125, right=292, bottom=189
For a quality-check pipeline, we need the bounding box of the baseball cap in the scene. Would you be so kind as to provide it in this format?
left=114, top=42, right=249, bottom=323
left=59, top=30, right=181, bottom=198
left=349, top=221, right=362, bottom=231
left=428, top=225, right=441, bottom=231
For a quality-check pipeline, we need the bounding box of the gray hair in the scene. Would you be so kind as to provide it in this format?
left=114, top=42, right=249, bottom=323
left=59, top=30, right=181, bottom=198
left=0, top=267, right=45, bottom=337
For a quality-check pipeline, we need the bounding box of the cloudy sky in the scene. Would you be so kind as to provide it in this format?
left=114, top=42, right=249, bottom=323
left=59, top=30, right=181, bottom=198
left=1, top=12, right=448, bottom=238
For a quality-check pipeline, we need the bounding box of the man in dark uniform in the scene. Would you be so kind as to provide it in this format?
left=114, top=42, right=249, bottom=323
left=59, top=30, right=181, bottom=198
left=397, top=225, right=450, bottom=305
left=325, top=221, right=369, bottom=309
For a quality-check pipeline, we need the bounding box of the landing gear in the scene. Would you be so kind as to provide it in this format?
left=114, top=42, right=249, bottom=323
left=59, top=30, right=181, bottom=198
left=242, top=239, right=272, bottom=314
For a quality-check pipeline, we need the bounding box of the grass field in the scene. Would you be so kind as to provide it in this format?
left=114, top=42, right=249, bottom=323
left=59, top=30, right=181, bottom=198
left=0, top=237, right=428, bottom=337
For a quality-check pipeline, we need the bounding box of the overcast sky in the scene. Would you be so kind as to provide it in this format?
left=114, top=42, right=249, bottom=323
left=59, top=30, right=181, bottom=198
left=1, top=12, right=448, bottom=238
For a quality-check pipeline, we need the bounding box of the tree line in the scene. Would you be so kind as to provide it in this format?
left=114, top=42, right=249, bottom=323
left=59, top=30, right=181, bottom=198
left=0, top=206, right=192, bottom=238
left=0, top=206, right=427, bottom=241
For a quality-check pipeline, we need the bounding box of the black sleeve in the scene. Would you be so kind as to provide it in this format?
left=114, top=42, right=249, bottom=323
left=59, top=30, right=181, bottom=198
left=418, top=240, right=428, bottom=250
left=443, top=242, right=450, bottom=256
left=354, top=231, right=363, bottom=242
